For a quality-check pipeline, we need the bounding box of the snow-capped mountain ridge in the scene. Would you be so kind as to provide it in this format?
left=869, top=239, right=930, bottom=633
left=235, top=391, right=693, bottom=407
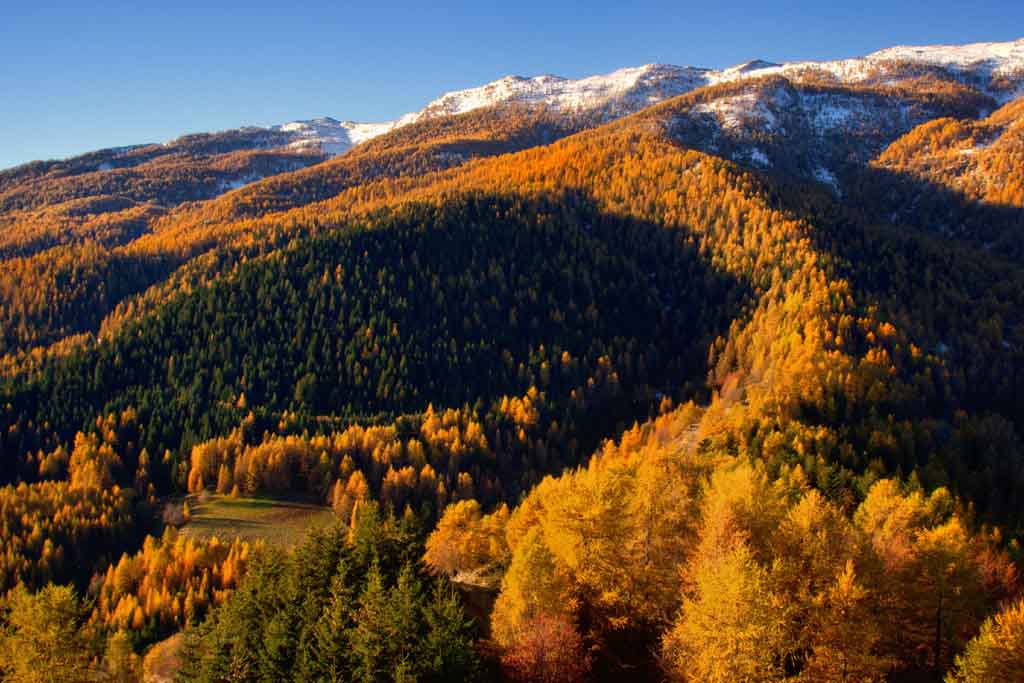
left=274, top=37, right=1024, bottom=156
left=275, top=117, right=399, bottom=155
left=712, top=38, right=1024, bottom=98
left=407, top=63, right=712, bottom=121
left=869, top=39, right=1024, bottom=72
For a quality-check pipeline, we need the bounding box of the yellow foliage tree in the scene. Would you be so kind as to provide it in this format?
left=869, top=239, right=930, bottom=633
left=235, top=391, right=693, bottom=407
left=662, top=543, right=789, bottom=683
left=424, top=500, right=509, bottom=584
left=947, top=596, right=1024, bottom=683
left=0, top=584, right=94, bottom=682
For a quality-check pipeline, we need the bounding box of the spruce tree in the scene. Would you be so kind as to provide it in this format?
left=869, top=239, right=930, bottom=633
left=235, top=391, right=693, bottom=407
left=349, top=559, right=390, bottom=683
left=298, top=557, right=358, bottom=683
left=421, top=582, right=481, bottom=682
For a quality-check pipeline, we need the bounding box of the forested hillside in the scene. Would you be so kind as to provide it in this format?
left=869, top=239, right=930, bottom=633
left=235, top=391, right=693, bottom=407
left=1, top=39, right=1024, bottom=683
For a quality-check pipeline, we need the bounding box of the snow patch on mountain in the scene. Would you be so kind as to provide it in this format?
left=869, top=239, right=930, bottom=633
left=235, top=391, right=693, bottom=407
left=273, top=64, right=714, bottom=156
left=274, top=117, right=399, bottom=155
left=275, top=37, right=1024, bottom=156
left=715, top=38, right=1024, bottom=102
left=748, top=148, right=771, bottom=167
left=722, top=60, right=781, bottom=77
left=220, top=176, right=262, bottom=193
left=869, top=39, right=1024, bottom=77
left=801, top=94, right=867, bottom=132
left=693, top=92, right=780, bottom=131
left=814, top=166, right=839, bottom=190
left=406, top=64, right=712, bottom=122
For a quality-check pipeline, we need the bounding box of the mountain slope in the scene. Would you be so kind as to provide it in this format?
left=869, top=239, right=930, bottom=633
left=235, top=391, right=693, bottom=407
left=858, top=97, right=1024, bottom=258
left=2, top=37, right=1024, bottom=683
left=3, top=38, right=1022, bottom=363
left=0, top=129, right=324, bottom=259
left=0, top=106, right=578, bottom=354
left=636, top=73, right=992, bottom=187
left=5, top=109, right=1023, bottom=520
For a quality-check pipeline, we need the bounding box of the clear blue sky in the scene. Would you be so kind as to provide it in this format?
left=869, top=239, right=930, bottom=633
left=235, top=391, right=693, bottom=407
left=2, top=0, right=1021, bottom=170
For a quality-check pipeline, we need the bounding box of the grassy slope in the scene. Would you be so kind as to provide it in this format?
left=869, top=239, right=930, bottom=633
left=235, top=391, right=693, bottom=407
left=179, top=494, right=335, bottom=548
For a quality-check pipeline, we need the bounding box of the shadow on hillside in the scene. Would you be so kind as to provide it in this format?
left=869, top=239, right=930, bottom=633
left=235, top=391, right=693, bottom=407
left=848, top=163, right=1024, bottom=262
left=0, top=189, right=750, bottom=496
left=751, top=161, right=1024, bottom=501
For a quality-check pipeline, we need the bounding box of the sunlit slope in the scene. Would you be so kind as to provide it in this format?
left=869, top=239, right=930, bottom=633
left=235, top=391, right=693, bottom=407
left=3, top=62, right=1019, bottom=358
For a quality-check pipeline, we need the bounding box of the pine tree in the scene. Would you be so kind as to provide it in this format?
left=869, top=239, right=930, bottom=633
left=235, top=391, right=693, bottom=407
left=298, top=557, right=358, bottom=683
left=260, top=611, right=297, bottom=682
left=385, top=563, right=424, bottom=678
left=420, top=582, right=481, bottom=682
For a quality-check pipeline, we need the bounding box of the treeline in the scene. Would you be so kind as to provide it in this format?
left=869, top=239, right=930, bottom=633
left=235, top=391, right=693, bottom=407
left=186, top=383, right=632, bottom=518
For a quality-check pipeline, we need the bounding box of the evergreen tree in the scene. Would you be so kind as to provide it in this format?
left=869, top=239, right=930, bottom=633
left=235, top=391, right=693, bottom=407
left=420, top=583, right=481, bottom=682
left=385, top=563, right=424, bottom=678
left=349, top=558, right=390, bottom=683
left=298, top=558, right=358, bottom=683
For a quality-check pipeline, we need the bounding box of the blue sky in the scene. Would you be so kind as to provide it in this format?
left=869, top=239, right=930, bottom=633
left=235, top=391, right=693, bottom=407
left=1, top=1, right=1021, bottom=170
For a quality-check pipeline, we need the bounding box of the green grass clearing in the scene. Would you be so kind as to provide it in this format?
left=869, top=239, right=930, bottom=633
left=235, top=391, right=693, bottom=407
left=179, top=494, right=336, bottom=548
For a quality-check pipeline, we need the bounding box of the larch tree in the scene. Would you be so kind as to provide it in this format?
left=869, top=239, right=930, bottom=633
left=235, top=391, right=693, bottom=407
left=662, top=543, right=789, bottom=683
left=491, top=526, right=575, bottom=648
left=800, top=561, right=890, bottom=683
left=947, top=595, right=1024, bottom=683
left=0, top=584, right=95, bottom=683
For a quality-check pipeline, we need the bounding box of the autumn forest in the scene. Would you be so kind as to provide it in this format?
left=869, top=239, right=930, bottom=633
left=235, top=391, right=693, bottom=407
left=1, top=37, right=1024, bottom=683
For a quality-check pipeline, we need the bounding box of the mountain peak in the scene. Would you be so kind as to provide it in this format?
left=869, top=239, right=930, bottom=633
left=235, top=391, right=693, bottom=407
left=272, top=37, right=1024, bottom=157
left=724, top=59, right=781, bottom=75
